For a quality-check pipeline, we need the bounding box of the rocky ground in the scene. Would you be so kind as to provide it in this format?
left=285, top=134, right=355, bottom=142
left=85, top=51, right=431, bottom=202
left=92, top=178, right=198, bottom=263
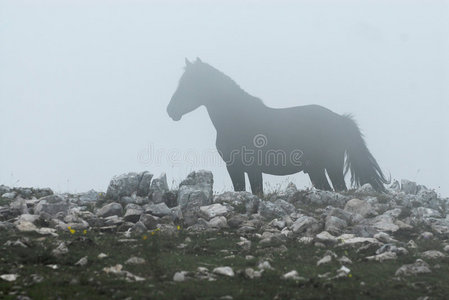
left=1, top=171, right=449, bottom=299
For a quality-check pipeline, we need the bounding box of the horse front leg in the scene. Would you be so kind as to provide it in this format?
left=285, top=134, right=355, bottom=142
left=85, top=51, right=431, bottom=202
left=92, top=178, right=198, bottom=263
left=247, top=171, right=263, bottom=196
left=226, top=165, right=246, bottom=192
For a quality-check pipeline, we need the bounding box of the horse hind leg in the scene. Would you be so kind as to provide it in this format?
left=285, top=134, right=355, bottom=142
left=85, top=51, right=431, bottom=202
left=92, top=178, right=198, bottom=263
left=326, top=152, right=347, bottom=192
left=308, top=167, right=332, bottom=191
left=327, top=166, right=347, bottom=192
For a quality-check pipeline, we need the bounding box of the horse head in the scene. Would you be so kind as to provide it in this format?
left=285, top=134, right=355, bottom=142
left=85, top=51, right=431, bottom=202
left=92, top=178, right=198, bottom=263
left=167, top=57, right=208, bottom=121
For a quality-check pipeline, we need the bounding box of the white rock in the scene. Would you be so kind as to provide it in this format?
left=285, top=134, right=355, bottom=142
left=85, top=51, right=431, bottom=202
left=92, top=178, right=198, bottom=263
left=257, top=261, right=274, bottom=270
left=419, top=232, right=434, bottom=240
left=338, top=265, right=351, bottom=275
left=407, top=240, right=418, bottom=249
left=421, top=250, right=446, bottom=259
left=317, top=255, right=332, bottom=266
left=244, top=268, right=262, bottom=279
left=126, top=256, right=146, bottom=265
left=338, top=236, right=380, bottom=246
left=344, top=198, right=376, bottom=217
left=366, top=251, right=397, bottom=262
left=199, top=203, right=228, bottom=220
left=0, top=274, right=19, bottom=282
left=173, top=271, right=187, bottom=282
left=338, top=256, right=353, bottom=264
left=282, top=270, right=304, bottom=280
left=103, top=264, right=123, bottom=274
left=75, top=256, right=88, bottom=266
left=374, top=232, right=398, bottom=243
left=52, top=242, right=69, bottom=256
left=316, top=231, right=338, bottom=245
left=395, top=259, right=431, bottom=276
left=208, top=216, right=228, bottom=229
left=213, top=266, right=234, bottom=277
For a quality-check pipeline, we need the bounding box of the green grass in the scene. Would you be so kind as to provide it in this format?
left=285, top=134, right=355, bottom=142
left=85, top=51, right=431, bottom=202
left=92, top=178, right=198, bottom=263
left=1, top=228, right=449, bottom=299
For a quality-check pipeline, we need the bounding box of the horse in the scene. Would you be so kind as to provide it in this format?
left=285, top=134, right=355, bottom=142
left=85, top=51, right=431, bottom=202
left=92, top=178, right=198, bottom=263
left=167, top=58, right=389, bottom=195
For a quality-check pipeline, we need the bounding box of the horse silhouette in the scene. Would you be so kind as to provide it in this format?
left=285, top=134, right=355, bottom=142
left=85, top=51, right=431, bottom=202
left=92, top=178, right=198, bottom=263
left=167, top=58, right=389, bottom=195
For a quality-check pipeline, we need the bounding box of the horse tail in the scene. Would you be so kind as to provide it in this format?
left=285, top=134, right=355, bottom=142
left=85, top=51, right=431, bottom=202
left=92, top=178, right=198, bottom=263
left=342, top=114, right=390, bottom=192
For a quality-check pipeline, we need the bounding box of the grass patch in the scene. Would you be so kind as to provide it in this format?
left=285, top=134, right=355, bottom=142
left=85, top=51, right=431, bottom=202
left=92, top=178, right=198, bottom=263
left=1, top=229, right=448, bottom=299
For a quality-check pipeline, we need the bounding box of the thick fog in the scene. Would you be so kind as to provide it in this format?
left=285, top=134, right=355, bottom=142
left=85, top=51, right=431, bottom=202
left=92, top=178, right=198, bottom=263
left=1, top=0, right=448, bottom=196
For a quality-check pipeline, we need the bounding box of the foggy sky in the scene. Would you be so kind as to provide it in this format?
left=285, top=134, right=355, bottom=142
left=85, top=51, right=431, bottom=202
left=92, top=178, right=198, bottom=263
left=1, top=0, right=448, bottom=196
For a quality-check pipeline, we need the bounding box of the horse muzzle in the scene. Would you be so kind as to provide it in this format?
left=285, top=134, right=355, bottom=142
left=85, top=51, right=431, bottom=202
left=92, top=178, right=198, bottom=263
left=167, top=106, right=182, bottom=121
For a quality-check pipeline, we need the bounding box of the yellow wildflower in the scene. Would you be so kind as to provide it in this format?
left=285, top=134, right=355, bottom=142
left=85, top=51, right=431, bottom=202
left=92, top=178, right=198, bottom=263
left=68, top=226, right=76, bottom=234
left=142, top=235, right=148, bottom=240
left=348, top=274, right=352, bottom=278
left=83, top=229, right=87, bottom=235
left=177, top=225, right=181, bottom=230
left=151, top=231, right=155, bottom=236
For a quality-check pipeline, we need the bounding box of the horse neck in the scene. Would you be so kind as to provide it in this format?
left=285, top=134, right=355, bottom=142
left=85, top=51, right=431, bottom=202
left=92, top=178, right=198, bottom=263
left=205, top=92, right=264, bottom=133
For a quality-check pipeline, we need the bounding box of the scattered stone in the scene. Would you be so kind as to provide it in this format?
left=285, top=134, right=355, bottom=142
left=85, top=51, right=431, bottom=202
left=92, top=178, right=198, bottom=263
left=244, top=268, right=262, bottom=279
left=355, top=183, right=376, bottom=194
left=407, top=240, right=418, bottom=249
left=344, top=198, right=376, bottom=218
left=0, top=274, right=19, bottom=282
left=52, top=242, right=69, bottom=256
left=282, top=270, right=305, bottom=280
left=421, top=250, right=446, bottom=260
left=317, top=255, right=332, bottom=266
left=126, top=256, right=146, bottom=265
left=2, top=192, right=17, bottom=199
left=34, top=195, right=70, bottom=216
left=178, top=170, right=214, bottom=208
left=123, top=204, right=144, bottom=223
left=139, top=214, right=158, bottom=230
left=131, top=221, right=147, bottom=233
left=339, top=256, right=352, bottom=264
left=374, top=232, right=397, bottom=244
left=395, top=259, right=431, bottom=276
left=208, top=216, right=228, bottom=229
left=316, top=231, right=338, bottom=245
left=401, top=179, right=418, bottom=194
left=4, top=239, right=28, bottom=248
left=291, top=216, right=321, bottom=236
left=237, top=237, right=251, bottom=251
left=75, top=256, right=88, bottom=266
left=97, top=202, right=123, bottom=218
left=199, top=203, right=228, bottom=220
left=257, top=261, right=274, bottom=270
left=138, top=171, right=153, bottom=197
left=325, top=215, right=348, bottom=236
left=336, top=265, right=351, bottom=277
left=419, top=232, right=434, bottom=240
left=106, top=172, right=146, bottom=200
left=149, top=173, right=168, bottom=203
left=366, top=251, right=397, bottom=262
left=213, top=266, right=234, bottom=277
left=144, top=202, right=171, bottom=217
left=173, top=271, right=187, bottom=282
left=78, top=189, right=100, bottom=203
left=258, top=200, right=292, bottom=220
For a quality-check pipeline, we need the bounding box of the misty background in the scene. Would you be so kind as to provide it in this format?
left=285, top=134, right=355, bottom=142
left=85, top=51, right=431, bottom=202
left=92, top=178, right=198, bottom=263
left=1, top=0, right=448, bottom=196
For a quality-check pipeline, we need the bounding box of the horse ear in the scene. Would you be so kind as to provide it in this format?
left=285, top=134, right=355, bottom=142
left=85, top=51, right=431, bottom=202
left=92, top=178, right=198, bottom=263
left=196, top=57, right=202, bottom=63
left=185, top=58, right=192, bottom=67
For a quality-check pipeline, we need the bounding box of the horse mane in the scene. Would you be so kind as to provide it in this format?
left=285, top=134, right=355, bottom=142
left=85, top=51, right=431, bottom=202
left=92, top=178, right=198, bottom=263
left=193, top=60, right=265, bottom=107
